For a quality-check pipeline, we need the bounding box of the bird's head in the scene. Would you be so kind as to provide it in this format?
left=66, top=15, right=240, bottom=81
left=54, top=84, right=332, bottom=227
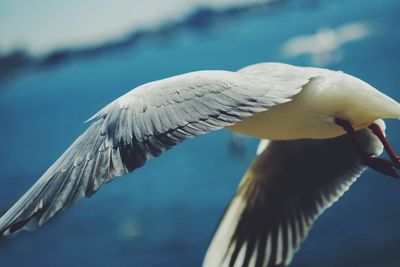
left=315, top=72, right=400, bottom=131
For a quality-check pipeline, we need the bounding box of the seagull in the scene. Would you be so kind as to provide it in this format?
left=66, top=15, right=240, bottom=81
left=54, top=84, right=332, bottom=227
left=1, top=62, right=400, bottom=267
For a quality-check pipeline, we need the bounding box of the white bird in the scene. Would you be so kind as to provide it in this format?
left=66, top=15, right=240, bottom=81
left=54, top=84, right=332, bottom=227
left=1, top=62, right=400, bottom=267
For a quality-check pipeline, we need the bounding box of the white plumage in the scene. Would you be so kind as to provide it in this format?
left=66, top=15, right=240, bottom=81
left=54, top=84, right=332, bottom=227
left=1, top=62, right=399, bottom=267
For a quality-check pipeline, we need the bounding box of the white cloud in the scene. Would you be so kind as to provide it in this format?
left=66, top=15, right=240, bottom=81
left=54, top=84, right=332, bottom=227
left=281, top=22, right=373, bottom=66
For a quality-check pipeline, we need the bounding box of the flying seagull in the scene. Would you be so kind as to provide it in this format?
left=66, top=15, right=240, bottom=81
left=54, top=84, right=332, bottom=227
left=1, top=62, right=400, bottom=267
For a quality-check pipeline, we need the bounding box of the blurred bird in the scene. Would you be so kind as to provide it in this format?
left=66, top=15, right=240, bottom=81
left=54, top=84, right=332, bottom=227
left=1, top=62, right=400, bottom=267
left=282, top=22, right=373, bottom=66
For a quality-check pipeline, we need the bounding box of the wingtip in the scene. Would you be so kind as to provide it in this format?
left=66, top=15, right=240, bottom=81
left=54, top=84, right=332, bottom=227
left=0, top=215, right=41, bottom=238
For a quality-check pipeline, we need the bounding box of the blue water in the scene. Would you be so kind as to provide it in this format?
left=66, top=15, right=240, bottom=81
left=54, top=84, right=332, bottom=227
left=1, top=0, right=400, bottom=266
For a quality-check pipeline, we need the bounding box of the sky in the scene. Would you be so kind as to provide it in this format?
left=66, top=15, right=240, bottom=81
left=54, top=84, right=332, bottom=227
left=0, top=0, right=263, bottom=55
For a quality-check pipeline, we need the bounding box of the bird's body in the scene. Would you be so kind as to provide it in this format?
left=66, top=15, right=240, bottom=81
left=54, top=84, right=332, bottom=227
left=1, top=62, right=400, bottom=267
left=229, top=68, right=400, bottom=140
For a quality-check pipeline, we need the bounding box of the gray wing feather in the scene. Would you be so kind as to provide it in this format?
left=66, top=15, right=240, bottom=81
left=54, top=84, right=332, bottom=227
left=0, top=63, right=319, bottom=235
left=203, top=127, right=384, bottom=267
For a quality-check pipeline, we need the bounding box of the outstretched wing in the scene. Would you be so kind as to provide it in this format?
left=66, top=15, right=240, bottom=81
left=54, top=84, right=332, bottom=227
left=0, top=63, right=319, bottom=235
left=203, top=125, right=384, bottom=267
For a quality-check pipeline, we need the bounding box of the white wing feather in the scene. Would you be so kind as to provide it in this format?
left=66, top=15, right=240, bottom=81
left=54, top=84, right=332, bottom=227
left=0, top=63, right=320, bottom=235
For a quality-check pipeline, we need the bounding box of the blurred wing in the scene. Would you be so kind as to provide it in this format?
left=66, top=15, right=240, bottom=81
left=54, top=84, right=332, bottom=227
left=203, top=127, right=384, bottom=267
left=0, top=63, right=319, bottom=235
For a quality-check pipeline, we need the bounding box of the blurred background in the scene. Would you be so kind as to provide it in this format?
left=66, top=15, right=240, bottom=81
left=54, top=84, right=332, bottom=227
left=0, top=0, right=400, bottom=266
